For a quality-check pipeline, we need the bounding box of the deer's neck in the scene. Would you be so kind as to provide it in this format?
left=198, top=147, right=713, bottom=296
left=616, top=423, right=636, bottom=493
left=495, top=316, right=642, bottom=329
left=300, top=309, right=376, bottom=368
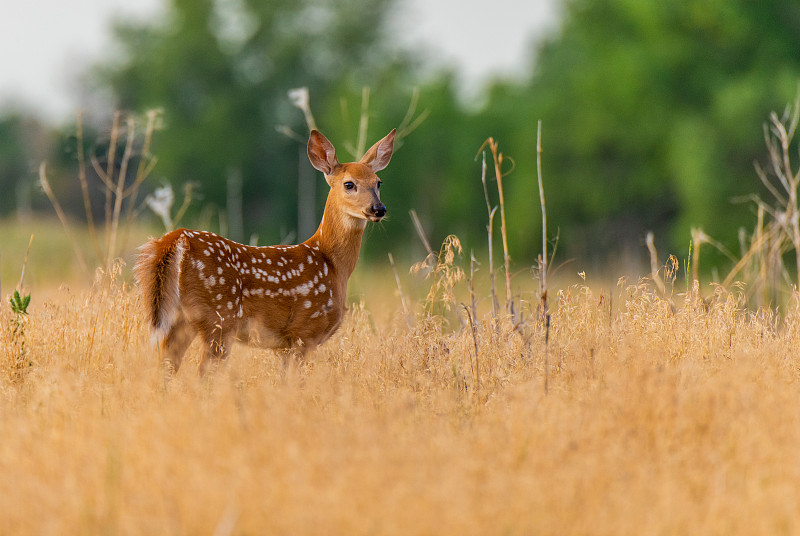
left=307, top=198, right=367, bottom=280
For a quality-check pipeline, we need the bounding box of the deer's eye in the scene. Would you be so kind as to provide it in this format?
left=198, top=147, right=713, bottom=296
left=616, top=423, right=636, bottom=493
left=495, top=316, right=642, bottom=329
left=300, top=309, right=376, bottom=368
left=377, top=180, right=382, bottom=189
left=344, top=181, right=355, bottom=190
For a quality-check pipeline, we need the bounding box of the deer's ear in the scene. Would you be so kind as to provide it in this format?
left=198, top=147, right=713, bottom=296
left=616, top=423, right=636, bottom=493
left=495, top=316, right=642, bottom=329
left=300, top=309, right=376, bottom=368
left=308, top=130, right=339, bottom=176
left=360, top=129, right=396, bottom=173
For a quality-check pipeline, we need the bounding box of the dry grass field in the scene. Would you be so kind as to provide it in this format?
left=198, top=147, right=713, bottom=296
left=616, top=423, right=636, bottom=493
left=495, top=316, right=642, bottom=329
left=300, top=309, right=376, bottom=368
left=2, top=232, right=800, bottom=535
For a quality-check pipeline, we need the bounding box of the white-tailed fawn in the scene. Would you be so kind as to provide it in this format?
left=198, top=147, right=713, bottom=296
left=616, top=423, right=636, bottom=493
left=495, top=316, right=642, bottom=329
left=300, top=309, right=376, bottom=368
left=135, top=129, right=395, bottom=374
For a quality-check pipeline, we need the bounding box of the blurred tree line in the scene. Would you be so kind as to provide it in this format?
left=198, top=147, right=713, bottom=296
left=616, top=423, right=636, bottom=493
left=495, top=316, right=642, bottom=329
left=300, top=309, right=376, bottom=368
left=2, top=0, right=800, bottom=271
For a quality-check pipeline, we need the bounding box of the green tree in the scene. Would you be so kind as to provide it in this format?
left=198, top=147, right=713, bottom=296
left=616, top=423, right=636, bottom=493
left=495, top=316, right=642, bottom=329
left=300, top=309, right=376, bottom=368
left=0, top=114, right=53, bottom=218
left=97, top=0, right=406, bottom=245
left=479, top=0, right=800, bottom=267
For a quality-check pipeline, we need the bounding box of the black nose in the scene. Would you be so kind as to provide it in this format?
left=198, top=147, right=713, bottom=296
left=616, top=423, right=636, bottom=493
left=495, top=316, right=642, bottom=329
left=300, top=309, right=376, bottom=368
left=373, top=204, right=386, bottom=218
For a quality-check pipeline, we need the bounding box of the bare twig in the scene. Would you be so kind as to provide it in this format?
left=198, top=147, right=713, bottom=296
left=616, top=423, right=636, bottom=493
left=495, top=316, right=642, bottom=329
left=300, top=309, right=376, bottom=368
left=288, top=87, right=318, bottom=132
left=173, top=183, right=196, bottom=229
left=39, top=163, right=88, bottom=274
left=536, top=121, right=548, bottom=316
left=478, top=137, right=514, bottom=313
left=355, top=87, right=370, bottom=159
left=397, top=88, right=430, bottom=140
left=18, top=234, right=34, bottom=290
left=107, top=116, right=136, bottom=268
left=388, top=252, right=410, bottom=320
left=462, top=304, right=480, bottom=393
left=121, top=110, right=161, bottom=255
left=544, top=313, right=551, bottom=395
left=104, top=112, right=121, bottom=243
left=75, top=112, right=103, bottom=262
left=409, top=209, right=434, bottom=256
left=469, top=251, right=478, bottom=326
left=646, top=231, right=666, bottom=296
left=480, top=152, right=500, bottom=320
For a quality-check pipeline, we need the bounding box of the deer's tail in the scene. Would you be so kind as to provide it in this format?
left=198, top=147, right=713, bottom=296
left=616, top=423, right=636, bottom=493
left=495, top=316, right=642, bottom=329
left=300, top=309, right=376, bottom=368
left=134, top=230, right=187, bottom=339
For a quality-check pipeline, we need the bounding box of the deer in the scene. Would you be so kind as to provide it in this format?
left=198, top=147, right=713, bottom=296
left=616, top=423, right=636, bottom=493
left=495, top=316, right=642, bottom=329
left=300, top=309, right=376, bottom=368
left=134, top=128, right=395, bottom=374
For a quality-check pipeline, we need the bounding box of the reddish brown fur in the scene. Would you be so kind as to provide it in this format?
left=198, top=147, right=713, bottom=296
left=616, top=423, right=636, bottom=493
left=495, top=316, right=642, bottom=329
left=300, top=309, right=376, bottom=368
left=135, top=129, right=395, bottom=374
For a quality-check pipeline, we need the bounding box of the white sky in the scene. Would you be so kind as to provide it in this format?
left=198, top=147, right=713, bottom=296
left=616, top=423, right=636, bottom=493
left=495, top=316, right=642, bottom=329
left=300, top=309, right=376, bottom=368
left=0, top=0, right=559, bottom=123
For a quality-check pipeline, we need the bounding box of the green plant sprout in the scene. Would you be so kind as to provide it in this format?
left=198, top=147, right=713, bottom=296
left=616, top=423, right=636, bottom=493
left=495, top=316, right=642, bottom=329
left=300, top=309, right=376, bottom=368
left=10, top=290, right=30, bottom=316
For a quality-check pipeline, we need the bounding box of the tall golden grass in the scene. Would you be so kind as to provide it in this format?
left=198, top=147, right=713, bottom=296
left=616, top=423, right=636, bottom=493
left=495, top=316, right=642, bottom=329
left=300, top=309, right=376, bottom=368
left=2, top=252, right=800, bottom=534
left=4, top=101, right=800, bottom=534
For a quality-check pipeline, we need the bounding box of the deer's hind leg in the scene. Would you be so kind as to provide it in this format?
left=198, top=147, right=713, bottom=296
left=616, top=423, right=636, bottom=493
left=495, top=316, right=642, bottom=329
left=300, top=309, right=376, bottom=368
left=160, top=313, right=196, bottom=375
left=197, top=322, right=237, bottom=376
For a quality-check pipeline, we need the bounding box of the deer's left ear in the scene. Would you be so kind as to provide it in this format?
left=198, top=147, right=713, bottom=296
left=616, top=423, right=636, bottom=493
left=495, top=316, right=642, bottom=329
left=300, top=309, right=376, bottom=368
left=360, top=129, right=396, bottom=173
left=308, top=130, right=339, bottom=176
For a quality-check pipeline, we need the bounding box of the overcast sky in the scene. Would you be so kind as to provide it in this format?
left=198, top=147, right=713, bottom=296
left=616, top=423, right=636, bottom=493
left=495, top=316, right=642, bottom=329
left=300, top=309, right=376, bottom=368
left=0, top=0, right=559, bottom=123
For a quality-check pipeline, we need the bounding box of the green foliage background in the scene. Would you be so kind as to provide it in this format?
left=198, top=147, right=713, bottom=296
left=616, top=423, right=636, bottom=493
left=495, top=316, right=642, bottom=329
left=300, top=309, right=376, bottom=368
left=2, top=0, right=800, bottom=272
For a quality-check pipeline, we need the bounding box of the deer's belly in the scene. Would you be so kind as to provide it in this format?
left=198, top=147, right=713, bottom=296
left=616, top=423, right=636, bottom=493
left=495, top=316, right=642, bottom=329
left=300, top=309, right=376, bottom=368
left=237, top=319, right=289, bottom=349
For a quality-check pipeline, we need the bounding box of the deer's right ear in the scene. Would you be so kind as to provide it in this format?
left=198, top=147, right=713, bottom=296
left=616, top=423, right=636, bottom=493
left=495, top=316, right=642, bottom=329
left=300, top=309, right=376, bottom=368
left=308, top=130, right=339, bottom=176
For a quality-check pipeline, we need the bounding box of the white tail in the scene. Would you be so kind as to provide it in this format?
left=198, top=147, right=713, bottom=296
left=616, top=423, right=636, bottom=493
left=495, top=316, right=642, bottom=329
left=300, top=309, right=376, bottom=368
left=134, top=129, right=396, bottom=373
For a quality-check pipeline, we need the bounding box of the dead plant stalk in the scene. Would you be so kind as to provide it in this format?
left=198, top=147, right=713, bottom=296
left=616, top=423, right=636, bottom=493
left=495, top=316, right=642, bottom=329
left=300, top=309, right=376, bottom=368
left=480, top=152, right=500, bottom=320
left=481, top=138, right=513, bottom=313
left=536, top=121, right=548, bottom=315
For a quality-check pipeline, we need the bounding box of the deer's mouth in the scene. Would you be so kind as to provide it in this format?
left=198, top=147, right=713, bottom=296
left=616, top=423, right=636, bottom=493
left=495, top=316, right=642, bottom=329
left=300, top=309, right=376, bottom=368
left=366, top=204, right=386, bottom=222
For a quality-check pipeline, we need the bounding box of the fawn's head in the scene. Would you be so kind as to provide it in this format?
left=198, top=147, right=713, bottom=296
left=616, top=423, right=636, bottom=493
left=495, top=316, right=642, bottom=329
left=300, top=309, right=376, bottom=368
left=308, top=129, right=396, bottom=224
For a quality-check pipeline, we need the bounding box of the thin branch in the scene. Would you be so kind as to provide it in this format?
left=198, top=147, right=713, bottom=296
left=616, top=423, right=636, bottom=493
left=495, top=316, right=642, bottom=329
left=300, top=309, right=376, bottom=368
left=482, top=138, right=513, bottom=312
left=480, top=152, right=500, bottom=320
left=355, top=87, right=370, bottom=159
left=462, top=304, right=480, bottom=393
left=536, top=121, right=548, bottom=316
left=388, top=252, right=410, bottom=321
left=105, top=111, right=121, bottom=245
left=754, top=160, right=787, bottom=206
left=173, top=182, right=196, bottom=229
left=397, top=88, right=430, bottom=140
left=90, top=153, right=114, bottom=190
left=39, top=163, right=88, bottom=274
left=18, top=234, right=34, bottom=290
left=107, top=116, right=136, bottom=267
left=75, top=112, right=103, bottom=263
left=409, top=209, right=434, bottom=256
left=646, top=232, right=666, bottom=296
